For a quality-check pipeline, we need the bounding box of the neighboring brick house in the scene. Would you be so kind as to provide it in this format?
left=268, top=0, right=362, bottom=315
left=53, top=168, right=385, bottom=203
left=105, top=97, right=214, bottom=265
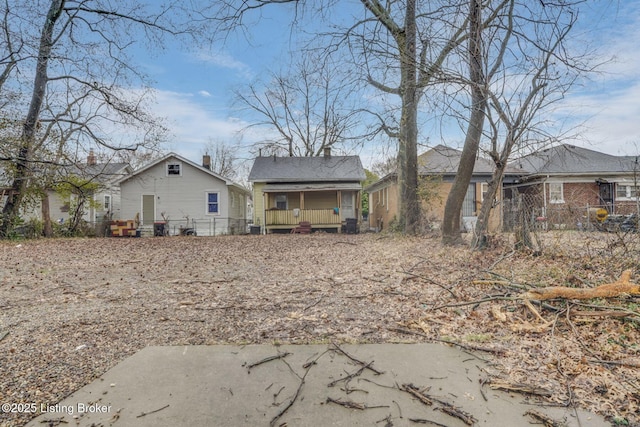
left=365, top=145, right=521, bottom=232
left=512, top=144, right=639, bottom=227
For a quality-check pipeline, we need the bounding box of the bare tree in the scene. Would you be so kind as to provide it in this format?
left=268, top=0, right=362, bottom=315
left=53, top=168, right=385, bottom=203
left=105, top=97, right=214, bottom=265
left=203, top=138, right=239, bottom=180
left=471, top=1, right=587, bottom=248
left=206, top=1, right=471, bottom=234
left=441, top=0, right=594, bottom=245
left=0, top=0, right=192, bottom=237
left=235, top=51, right=372, bottom=157
left=442, top=0, right=487, bottom=244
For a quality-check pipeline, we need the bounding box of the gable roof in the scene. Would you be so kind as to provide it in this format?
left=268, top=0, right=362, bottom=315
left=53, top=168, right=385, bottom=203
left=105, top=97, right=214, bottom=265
left=119, top=152, right=250, bottom=194
left=418, top=144, right=523, bottom=176
left=0, top=161, right=131, bottom=189
left=365, top=145, right=523, bottom=193
left=63, top=162, right=132, bottom=185
left=249, top=155, right=366, bottom=183
left=516, top=144, right=636, bottom=176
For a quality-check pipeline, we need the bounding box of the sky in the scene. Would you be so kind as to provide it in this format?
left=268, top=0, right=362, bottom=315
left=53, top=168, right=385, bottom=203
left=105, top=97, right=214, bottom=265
left=133, top=1, right=640, bottom=173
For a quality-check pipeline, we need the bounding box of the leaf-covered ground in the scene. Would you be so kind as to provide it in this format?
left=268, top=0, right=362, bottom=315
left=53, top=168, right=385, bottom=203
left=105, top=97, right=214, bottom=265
left=0, top=232, right=638, bottom=426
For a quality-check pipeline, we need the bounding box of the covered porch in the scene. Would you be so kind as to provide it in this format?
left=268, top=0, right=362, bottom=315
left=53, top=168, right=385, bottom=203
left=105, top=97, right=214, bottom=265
left=260, top=183, right=361, bottom=233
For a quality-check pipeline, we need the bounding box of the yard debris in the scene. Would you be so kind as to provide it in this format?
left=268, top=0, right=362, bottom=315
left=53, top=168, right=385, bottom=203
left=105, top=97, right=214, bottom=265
left=136, top=404, right=170, bottom=418
left=487, top=380, right=553, bottom=397
left=400, top=383, right=433, bottom=406
left=524, top=409, right=565, bottom=427
left=400, top=383, right=477, bottom=425
left=1, top=233, right=640, bottom=426
left=522, top=269, right=640, bottom=301
left=245, top=352, right=292, bottom=371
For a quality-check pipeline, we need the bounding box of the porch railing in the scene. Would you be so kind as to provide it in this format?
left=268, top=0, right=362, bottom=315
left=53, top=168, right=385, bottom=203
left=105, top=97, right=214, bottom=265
left=265, top=208, right=341, bottom=226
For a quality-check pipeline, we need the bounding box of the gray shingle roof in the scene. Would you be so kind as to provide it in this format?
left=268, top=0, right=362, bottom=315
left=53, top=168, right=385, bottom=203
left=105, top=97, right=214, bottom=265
left=516, top=144, right=636, bottom=175
left=249, top=155, right=366, bottom=183
left=418, top=145, right=522, bottom=175
left=65, top=163, right=131, bottom=184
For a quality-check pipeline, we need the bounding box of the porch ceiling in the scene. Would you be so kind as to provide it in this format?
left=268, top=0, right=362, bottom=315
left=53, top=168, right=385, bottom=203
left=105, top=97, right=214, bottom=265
left=262, top=183, right=362, bottom=192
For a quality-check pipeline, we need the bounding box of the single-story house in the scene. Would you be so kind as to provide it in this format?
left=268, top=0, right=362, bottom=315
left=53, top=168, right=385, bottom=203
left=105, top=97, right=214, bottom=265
left=51, top=151, right=132, bottom=224
left=248, top=148, right=366, bottom=233
left=510, top=144, right=639, bottom=227
left=365, top=145, right=521, bottom=232
left=119, top=153, right=251, bottom=236
left=2, top=150, right=132, bottom=226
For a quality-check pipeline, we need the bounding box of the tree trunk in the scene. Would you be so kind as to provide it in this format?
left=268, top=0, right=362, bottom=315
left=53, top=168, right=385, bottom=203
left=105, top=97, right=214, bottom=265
left=0, top=0, right=65, bottom=238
left=442, top=0, right=487, bottom=244
left=397, top=0, right=421, bottom=235
left=472, top=162, right=505, bottom=248
left=41, top=192, right=53, bottom=237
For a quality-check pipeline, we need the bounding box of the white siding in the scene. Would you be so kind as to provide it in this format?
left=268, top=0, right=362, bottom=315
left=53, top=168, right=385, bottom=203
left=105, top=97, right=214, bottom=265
left=120, top=157, right=234, bottom=236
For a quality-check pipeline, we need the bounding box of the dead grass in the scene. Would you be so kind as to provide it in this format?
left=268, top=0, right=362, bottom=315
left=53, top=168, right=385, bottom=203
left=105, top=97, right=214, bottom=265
left=0, top=231, right=639, bottom=426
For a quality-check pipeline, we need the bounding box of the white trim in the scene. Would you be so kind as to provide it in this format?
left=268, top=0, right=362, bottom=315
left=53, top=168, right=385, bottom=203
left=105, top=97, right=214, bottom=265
left=480, top=182, right=488, bottom=202
left=615, top=183, right=639, bottom=201
left=548, top=182, right=564, bottom=204
left=166, top=160, right=182, bottom=177
left=205, top=190, right=221, bottom=215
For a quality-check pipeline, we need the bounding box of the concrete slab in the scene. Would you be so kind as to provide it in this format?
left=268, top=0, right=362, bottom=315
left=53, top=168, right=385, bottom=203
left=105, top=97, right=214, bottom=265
left=26, top=343, right=609, bottom=426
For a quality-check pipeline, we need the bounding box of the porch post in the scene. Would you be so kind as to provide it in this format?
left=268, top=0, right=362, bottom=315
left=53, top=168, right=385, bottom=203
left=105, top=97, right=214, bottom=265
left=300, top=191, right=305, bottom=209
left=262, top=191, right=267, bottom=234
left=337, top=190, right=342, bottom=232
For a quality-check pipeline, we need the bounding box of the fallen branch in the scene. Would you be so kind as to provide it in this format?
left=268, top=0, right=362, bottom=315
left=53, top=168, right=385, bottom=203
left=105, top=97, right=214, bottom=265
left=327, top=362, right=371, bottom=387
left=330, top=342, right=383, bottom=375
left=389, top=327, right=506, bottom=356
left=435, top=401, right=477, bottom=426
left=325, top=397, right=388, bottom=410
left=525, top=409, right=565, bottom=427
left=270, top=363, right=309, bottom=427
left=326, top=396, right=364, bottom=410
left=430, top=295, right=516, bottom=310
left=38, top=417, right=68, bottom=425
left=136, top=404, right=169, bottom=418
left=408, top=419, right=448, bottom=426
left=588, top=358, right=640, bottom=369
left=522, top=270, right=640, bottom=301
left=400, top=383, right=433, bottom=406
left=269, top=350, right=327, bottom=426
left=488, top=380, right=552, bottom=397
left=246, top=352, right=291, bottom=370
left=401, top=269, right=457, bottom=299
left=401, top=384, right=476, bottom=425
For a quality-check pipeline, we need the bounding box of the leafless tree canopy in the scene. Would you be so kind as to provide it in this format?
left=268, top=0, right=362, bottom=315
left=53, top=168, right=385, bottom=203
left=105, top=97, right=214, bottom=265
left=235, top=51, right=375, bottom=157
left=0, top=0, right=204, bottom=236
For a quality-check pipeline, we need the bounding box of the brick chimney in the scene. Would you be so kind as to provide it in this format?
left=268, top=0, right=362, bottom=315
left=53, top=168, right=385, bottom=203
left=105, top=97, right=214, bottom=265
left=323, top=147, right=331, bottom=158
left=87, top=149, right=97, bottom=166
left=202, top=154, right=211, bottom=170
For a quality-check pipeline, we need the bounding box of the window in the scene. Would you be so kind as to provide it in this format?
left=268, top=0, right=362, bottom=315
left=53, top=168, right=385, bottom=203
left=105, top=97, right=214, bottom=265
left=616, top=184, right=640, bottom=200
left=103, top=195, right=111, bottom=211
left=548, top=182, right=564, bottom=203
left=207, top=192, right=219, bottom=214
left=167, top=162, right=181, bottom=176
left=275, top=194, right=287, bottom=210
